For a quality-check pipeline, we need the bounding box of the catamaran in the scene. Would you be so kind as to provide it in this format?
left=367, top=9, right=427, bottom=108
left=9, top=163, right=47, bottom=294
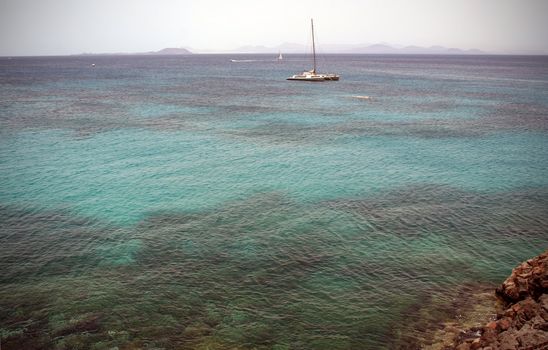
left=287, top=19, right=339, bottom=82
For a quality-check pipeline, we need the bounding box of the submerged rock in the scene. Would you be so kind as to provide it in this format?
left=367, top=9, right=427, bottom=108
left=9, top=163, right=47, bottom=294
left=452, top=250, right=548, bottom=350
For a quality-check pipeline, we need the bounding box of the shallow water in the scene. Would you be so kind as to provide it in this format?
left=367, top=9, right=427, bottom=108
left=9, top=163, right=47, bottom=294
left=1, top=54, right=547, bottom=349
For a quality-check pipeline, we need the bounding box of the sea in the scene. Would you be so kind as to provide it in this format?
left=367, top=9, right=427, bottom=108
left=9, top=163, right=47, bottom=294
left=0, top=54, right=547, bottom=349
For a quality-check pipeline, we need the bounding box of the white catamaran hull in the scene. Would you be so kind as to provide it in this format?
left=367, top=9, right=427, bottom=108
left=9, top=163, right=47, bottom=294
left=286, top=72, right=339, bottom=82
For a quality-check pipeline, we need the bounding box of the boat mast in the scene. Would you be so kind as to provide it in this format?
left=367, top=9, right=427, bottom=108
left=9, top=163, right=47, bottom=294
left=311, top=18, right=316, bottom=73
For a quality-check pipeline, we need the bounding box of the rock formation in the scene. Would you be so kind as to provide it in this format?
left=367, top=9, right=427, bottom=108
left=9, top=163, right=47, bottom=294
left=452, top=250, right=548, bottom=350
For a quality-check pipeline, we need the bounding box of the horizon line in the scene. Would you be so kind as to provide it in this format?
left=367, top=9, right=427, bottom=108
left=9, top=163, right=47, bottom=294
left=3, top=42, right=548, bottom=57
left=3, top=52, right=548, bottom=58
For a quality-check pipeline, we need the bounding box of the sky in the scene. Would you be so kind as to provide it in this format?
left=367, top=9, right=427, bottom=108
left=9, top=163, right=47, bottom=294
left=1, top=0, right=547, bottom=56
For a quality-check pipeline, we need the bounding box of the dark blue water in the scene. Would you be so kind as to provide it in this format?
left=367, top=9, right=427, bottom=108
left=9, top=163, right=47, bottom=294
left=1, top=54, right=547, bottom=349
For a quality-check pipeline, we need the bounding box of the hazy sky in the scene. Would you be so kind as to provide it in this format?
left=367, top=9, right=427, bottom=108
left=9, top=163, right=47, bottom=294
left=1, top=0, right=547, bottom=56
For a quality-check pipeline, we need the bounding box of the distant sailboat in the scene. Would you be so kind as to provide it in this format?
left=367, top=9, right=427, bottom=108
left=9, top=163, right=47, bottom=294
left=287, top=19, right=339, bottom=82
left=277, top=52, right=283, bottom=61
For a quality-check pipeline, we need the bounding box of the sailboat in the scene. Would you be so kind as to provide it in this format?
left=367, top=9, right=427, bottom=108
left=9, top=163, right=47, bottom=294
left=287, top=19, right=339, bottom=82
left=277, top=52, right=283, bottom=61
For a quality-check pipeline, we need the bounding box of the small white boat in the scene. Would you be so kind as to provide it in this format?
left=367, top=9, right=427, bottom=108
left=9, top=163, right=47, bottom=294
left=287, top=19, right=339, bottom=82
left=277, top=52, right=283, bottom=61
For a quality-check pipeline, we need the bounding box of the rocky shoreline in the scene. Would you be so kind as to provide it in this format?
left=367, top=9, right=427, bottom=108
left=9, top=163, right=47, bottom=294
left=450, top=250, right=548, bottom=350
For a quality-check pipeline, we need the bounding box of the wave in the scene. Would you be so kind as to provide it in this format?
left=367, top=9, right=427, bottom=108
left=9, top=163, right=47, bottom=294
left=230, top=59, right=260, bottom=63
left=230, top=59, right=283, bottom=62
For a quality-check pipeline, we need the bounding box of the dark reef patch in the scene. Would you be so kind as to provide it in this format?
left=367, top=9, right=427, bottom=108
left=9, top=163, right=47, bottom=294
left=0, top=205, right=111, bottom=282
left=324, top=184, right=548, bottom=240
left=221, top=99, right=548, bottom=144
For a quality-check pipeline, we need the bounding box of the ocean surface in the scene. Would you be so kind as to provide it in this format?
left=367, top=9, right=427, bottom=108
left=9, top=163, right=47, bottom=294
left=1, top=54, right=547, bottom=349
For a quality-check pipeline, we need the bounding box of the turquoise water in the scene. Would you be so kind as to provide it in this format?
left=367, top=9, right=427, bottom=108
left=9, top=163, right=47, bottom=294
left=1, top=54, right=547, bottom=349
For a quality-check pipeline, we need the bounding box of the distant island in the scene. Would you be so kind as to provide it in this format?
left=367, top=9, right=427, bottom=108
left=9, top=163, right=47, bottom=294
left=77, top=47, right=192, bottom=56
left=150, top=48, right=192, bottom=55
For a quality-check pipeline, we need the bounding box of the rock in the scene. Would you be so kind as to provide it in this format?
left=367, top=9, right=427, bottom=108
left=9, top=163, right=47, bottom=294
left=455, top=343, right=471, bottom=350
left=486, top=321, right=497, bottom=330
left=498, top=331, right=519, bottom=350
left=541, top=294, right=548, bottom=310
left=497, top=318, right=511, bottom=331
left=451, top=250, right=548, bottom=350
left=516, top=322, right=548, bottom=345
left=469, top=338, right=482, bottom=350
left=495, top=250, right=548, bottom=304
left=455, top=329, right=482, bottom=343
left=481, top=329, right=497, bottom=343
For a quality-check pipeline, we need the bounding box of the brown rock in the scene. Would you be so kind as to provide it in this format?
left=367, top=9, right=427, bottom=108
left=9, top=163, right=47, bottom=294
left=496, top=250, right=548, bottom=304
left=451, top=250, right=548, bottom=350
left=470, top=338, right=482, bottom=350
left=534, top=323, right=548, bottom=331
left=517, top=272, right=532, bottom=279
left=504, top=308, right=516, bottom=318
left=482, top=329, right=498, bottom=343
left=515, top=323, right=548, bottom=346
left=520, top=298, right=539, bottom=320
left=541, top=294, right=548, bottom=309
left=486, top=321, right=497, bottom=330
left=497, top=331, right=519, bottom=350
left=533, top=266, right=543, bottom=275
left=497, top=318, right=511, bottom=331
left=455, top=343, right=471, bottom=350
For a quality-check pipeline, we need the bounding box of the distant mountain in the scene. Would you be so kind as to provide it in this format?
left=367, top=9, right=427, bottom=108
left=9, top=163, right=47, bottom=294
left=227, top=43, right=486, bottom=55
left=396, top=45, right=485, bottom=55
left=350, top=44, right=486, bottom=54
